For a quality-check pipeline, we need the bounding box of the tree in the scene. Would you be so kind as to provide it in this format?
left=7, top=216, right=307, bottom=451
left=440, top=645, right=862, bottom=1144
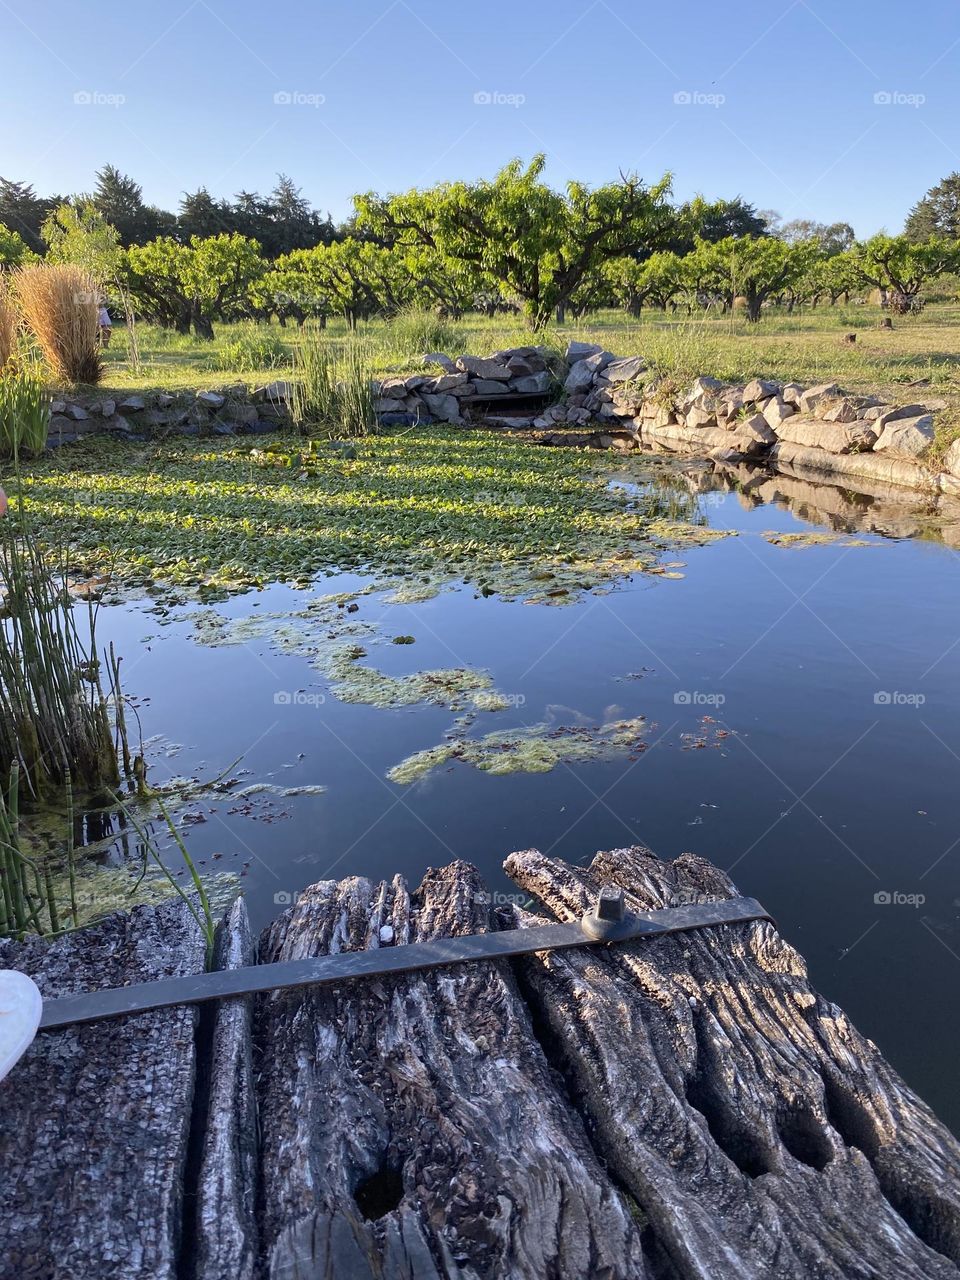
left=605, top=252, right=685, bottom=315
left=848, top=234, right=960, bottom=311
left=42, top=201, right=122, bottom=282
left=92, top=164, right=174, bottom=245
left=905, top=173, right=960, bottom=241
left=355, top=155, right=676, bottom=329
left=777, top=218, right=855, bottom=255
left=687, top=236, right=817, bottom=321
left=124, top=233, right=263, bottom=337
left=0, top=178, right=58, bottom=254
left=268, top=239, right=411, bottom=328
left=0, top=226, right=34, bottom=268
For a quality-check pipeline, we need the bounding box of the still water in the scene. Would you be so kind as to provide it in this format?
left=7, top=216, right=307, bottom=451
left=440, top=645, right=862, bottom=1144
left=96, top=458, right=960, bottom=1130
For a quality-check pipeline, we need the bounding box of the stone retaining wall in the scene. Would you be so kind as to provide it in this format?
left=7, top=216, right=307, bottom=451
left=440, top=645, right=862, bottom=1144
left=43, top=346, right=960, bottom=501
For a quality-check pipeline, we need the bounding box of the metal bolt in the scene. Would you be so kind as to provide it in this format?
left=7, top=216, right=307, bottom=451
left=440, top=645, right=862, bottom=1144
left=595, top=887, right=625, bottom=923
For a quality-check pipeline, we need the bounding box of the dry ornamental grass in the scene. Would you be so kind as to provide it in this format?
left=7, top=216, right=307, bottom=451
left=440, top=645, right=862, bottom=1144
left=13, top=264, right=102, bottom=386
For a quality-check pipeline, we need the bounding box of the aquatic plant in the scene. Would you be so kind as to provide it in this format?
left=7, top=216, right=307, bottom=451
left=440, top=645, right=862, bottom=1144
left=0, top=362, right=51, bottom=459
left=387, top=716, right=650, bottom=784
left=0, top=507, right=135, bottom=799
left=0, top=762, right=76, bottom=937
left=14, top=263, right=103, bottom=386
left=293, top=333, right=377, bottom=437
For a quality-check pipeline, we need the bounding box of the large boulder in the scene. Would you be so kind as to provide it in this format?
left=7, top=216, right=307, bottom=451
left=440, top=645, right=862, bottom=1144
left=423, top=373, right=469, bottom=393
left=564, top=359, right=599, bottom=392
left=873, top=414, right=934, bottom=459
left=874, top=404, right=929, bottom=431
left=773, top=416, right=877, bottom=454
left=513, top=371, right=554, bottom=394
left=742, top=378, right=780, bottom=404
left=423, top=352, right=457, bottom=372
left=943, top=437, right=960, bottom=479
left=762, top=396, right=795, bottom=430
left=456, top=355, right=511, bottom=380
left=471, top=379, right=510, bottom=395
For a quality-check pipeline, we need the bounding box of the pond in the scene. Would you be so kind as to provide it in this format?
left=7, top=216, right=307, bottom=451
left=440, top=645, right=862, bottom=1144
left=78, top=452, right=960, bottom=1132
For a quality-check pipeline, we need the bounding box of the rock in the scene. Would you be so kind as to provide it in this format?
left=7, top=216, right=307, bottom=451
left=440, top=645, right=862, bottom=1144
left=422, top=352, right=457, bottom=372
left=685, top=406, right=718, bottom=429
left=157, top=393, right=175, bottom=408
left=601, top=355, right=645, bottom=384
left=822, top=399, right=859, bottom=423
left=565, top=340, right=603, bottom=361
left=423, top=373, right=468, bottom=393
left=99, top=414, right=134, bottom=434
left=505, top=356, right=534, bottom=377
left=564, top=359, right=599, bottom=393
left=471, top=379, right=510, bottom=396
left=422, top=393, right=462, bottom=422
left=861, top=404, right=894, bottom=422
left=456, top=355, right=511, bottom=380
left=50, top=400, right=66, bottom=414
left=944, top=438, right=960, bottom=479
left=375, top=398, right=407, bottom=414
left=873, top=414, right=935, bottom=459
left=874, top=404, right=929, bottom=431
left=798, top=382, right=842, bottom=414
left=513, top=371, right=554, bottom=394
left=762, top=396, right=795, bottom=430
left=781, top=382, right=804, bottom=407
left=97, top=399, right=116, bottom=418
left=254, top=380, right=294, bottom=404
left=736, top=413, right=777, bottom=445
left=774, top=416, right=878, bottom=454
left=743, top=378, right=780, bottom=403
left=64, top=404, right=88, bottom=421
left=197, top=391, right=225, bottom=409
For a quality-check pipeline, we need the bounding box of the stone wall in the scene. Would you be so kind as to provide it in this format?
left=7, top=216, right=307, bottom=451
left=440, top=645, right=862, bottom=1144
left=42, top=346, right=960, bottom=502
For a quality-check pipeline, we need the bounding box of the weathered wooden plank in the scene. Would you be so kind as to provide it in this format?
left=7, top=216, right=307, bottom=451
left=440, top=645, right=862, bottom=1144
left=0, top=899, right=206, bottom=1280
left=256, top=861, right=649, bottom=1279
left=193, top=896, right=259, bottom=1280
left=504, top=845, right=960, bottom=1280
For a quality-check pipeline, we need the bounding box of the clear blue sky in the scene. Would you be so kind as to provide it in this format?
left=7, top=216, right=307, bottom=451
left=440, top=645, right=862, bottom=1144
left=1, top=0, right=956, bottom=235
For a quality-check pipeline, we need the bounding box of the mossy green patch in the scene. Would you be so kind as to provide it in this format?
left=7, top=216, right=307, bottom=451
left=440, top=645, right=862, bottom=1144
left=387, top=716, right=649, bottom=784
left=762, top=531, right=873, bottom=548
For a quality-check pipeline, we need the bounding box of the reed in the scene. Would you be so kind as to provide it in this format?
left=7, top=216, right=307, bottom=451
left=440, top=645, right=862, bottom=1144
left=292, top=334, right=377, bottom=438
left=0, top=506, right=133, bottom=800
left=0, top=285, right=16, bottom=370
left=13, top=263, right=103, bottom=386
left=0, top=361, right=51, bottom=459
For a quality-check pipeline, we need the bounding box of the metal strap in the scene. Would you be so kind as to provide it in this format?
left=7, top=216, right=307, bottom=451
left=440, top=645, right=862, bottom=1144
left=38, top=895, right=772, bottom=1031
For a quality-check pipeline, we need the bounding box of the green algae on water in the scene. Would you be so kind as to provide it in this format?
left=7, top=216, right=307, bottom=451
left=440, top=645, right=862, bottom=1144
left=387, top=716, right=649, bottom=784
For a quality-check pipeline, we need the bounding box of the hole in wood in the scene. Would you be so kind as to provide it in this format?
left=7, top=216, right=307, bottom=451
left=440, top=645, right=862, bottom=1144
left=822, top=1073, right=880, bottom=1159
left=353, top=1163, right=404, bottom=1221
left=776, top=1105, right=833, bottom=1171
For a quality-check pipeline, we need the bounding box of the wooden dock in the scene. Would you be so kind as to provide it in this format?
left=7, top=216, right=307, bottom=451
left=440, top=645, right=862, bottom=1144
left=2, top=844, right=959, bottom=1279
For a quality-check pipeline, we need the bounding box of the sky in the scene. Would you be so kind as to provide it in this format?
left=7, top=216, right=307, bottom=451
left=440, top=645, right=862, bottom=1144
left=1, top=0, right=957, bottom=236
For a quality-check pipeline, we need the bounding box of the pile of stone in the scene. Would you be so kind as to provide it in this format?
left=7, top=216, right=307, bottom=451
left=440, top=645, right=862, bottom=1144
left=373, top=348, right=559, bottom=426
left=46, top=383, right=290, bottom=447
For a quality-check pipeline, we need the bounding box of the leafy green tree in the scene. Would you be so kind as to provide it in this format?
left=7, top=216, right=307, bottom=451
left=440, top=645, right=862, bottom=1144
left=0, top=226, right=34, bottom=268
left=124, top=233, right=263, bottom=337
left=605, top=252, right=685, bottom=315
left=42, top=201, right=123, bottom=282
left=905, top=173, right=960, bottom=241
left=848, top=234, right=960, bottom=310
left=355, top=155, right=676, bottom=329
left=686, top=236, right=817, bottom=320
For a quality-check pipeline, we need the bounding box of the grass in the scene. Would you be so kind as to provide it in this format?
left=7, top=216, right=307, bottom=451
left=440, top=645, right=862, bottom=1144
left=0, top=362, right=51, bottom=459
left=292, top=333, right=377, bottom=437
left=14, top=263, right=103, bottom=386
left=11, top=426, right=718, bottom=601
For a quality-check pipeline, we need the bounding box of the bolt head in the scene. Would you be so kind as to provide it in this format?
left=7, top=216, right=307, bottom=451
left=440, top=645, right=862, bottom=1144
left=595, top=887, right=625, bottom=922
